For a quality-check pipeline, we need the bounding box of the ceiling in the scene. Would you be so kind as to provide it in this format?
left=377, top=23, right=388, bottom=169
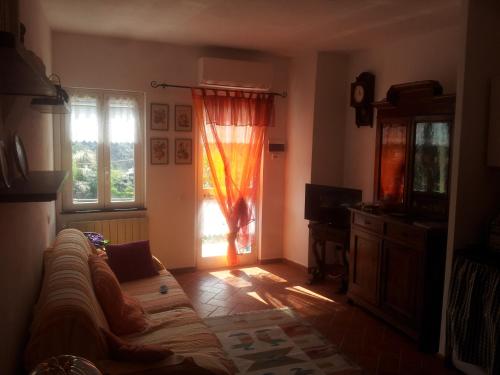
left=41, top=0, right=462, bottom=56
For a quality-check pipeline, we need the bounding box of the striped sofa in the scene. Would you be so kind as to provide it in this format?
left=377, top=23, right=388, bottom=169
left=25, top=229, right=233, bottom=374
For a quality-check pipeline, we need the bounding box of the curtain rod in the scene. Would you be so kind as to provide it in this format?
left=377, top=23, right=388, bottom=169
left=150, top=81, right=287, bottom=98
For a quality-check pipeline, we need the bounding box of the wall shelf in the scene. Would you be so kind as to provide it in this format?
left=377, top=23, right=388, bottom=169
left=0, top=171, right=68, bottom=203
left=0, top=31, right=56, bottom=97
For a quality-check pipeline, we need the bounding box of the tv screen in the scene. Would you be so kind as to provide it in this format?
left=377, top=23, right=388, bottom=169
left=304, top=184, right=362, bottom=226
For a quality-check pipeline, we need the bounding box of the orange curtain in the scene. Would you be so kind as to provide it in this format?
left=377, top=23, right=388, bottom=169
left=192, top=89, right=274, bottom=266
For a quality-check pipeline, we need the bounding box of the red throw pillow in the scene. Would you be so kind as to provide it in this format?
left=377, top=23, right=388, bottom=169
left=101, top=329, right=173, bottom=362
left=88, top=255, right=148, bottom=335
left=106, top=240, right=159, bottom=282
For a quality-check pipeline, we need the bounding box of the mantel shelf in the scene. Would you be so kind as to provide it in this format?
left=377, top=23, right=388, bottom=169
left=0, top=171, right=68, bottom=203
left=0, top=31, right=56, bottom=97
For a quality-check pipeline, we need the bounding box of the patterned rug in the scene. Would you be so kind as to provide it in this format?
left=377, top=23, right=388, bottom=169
left=204, top=308, right=362, bottom=375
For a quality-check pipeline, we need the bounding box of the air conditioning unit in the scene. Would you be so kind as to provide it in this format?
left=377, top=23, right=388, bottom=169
left=198, top=57, right=273, bottom=91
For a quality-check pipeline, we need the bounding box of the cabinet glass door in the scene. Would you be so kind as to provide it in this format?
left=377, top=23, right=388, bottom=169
left=378, top=122, right=407, bottom=205
left=413, top=122, right=450, bottom=194
left=411, top=121, right=451, bottom=217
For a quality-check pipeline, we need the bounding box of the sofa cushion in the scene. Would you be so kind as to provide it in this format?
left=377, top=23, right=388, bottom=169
left=120, top=269, right=192, bottom=314
left=102, top=329, right=173, bottom=363
left=97, top=307, right=234, bottom=375
left=106, top=240, right=158, bottom=282
left=25, top=230, right=110, bottom=370
left=89, top=255, right=148, bottom=335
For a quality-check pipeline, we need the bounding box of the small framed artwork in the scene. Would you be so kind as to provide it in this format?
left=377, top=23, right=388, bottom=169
left=175, top=138, right=192, bottom=164
left=150, top=103, right=169, bottom=131
left=175, top=105, right=192, bottom=132
left=150, top=138, right=169, bottom=165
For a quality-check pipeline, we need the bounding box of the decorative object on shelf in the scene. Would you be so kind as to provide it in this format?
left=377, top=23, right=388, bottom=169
left=359, top=201, right=382, bottom=214
left=174, top=105, right=192, bottom=132
left=29, top=354, right=102, bottom=374
left=150, top=103, right=169, bottom=131
left=13, top=133, right=28, bottom=180
left=31, top=74, right=70, bottom=114
left=150, top=138, right=168, bottom=165
left=350, top=72, right=375, bottom=127
left=175, top=138, right=192, bottom=164
left=1, top=19, right=57, bottom=97
left=0, top=141, right=11, bottom=189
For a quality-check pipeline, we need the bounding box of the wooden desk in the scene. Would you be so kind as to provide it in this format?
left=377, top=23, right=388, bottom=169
left=308, top=222, right=350, bottom=291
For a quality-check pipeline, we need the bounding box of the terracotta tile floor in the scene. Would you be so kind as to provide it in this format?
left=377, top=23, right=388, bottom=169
left=174, top=262, right=461, bottom=375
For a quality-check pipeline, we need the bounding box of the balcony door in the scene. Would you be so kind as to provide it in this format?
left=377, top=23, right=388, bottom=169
left=197, top=133, right=259, bottom=269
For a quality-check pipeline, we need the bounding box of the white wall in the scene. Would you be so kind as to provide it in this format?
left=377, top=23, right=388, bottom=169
left=282, top=54, right=317, bottom=266
left=282, top=51, right=352, bottom=267
left=0, top=0, right=55, bottom=373
left=343, top=27, right=459, bottom=200
left=52, top=33, right=288, bottom=269
left=311, top=52, right=349, bottom=187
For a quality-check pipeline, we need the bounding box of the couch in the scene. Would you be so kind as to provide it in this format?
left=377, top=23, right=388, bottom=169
left=24, top=229, right=233, bottom=374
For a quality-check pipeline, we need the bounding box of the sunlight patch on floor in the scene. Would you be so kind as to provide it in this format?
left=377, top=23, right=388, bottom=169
left=239, top=267, right=288, bottom=283
left=209, top=270, right=253, bottom=288
left=246, top=291, right=269, bottom=305
left=263, top=292, right=286, bottom=308
left=209, top=267, right=288, bottom=288
left=286, top=285, right=337, bottom=303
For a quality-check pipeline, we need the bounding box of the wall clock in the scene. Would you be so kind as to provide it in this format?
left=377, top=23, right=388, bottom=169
left=350, top=72, right=375, bottom=127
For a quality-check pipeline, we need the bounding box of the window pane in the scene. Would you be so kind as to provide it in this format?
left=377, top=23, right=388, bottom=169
left=71, top=97, right=99, bottom=204
left=413, top=122, right=450, bottom=194
left=108, top=98, right=136, bottom=202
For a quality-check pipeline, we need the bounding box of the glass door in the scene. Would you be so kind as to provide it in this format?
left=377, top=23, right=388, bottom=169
left=410, top=119, right=451, bottom=218
left=197, top=140, right=258, bottom=269
left=377, top=120, right=409, bottom=207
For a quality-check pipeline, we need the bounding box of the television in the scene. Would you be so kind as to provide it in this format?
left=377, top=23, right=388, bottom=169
left=304, top=184, right=362, bottom=226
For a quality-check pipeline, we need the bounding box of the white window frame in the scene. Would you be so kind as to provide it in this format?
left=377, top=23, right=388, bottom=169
left=61, top=88, right=145, bottom=212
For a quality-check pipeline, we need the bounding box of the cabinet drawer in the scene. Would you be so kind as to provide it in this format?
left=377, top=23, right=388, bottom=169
left=353, top=213, right=383, bottom=234
left=386, top=222, right=426, bottom=248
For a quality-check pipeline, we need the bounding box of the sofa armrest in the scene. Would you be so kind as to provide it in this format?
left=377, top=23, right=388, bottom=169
left=152, top=255, right=166, bottom=271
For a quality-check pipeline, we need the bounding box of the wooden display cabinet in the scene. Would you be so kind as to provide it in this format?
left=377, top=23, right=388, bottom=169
left=348, top=208, right=447, bottom=352
left=348, top=81, right=455, bottom=352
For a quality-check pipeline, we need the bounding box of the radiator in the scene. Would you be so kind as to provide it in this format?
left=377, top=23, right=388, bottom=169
left=67, top=218, right=148, bottom=245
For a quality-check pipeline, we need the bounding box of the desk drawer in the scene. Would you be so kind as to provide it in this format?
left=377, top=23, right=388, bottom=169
left=386, top=222, right=426, bottom=248
left=353, top=213, right=383, bottom=234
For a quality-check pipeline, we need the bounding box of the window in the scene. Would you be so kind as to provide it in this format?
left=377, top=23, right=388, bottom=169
left=61, top=89, right=145, bottom=211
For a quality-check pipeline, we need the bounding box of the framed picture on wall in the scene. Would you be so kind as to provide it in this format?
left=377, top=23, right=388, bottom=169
left=150, top=103, right=169, bottom=131
left=174, top=105, right=192, bottom=132
left=175, top=138, right=192, bottom=164
left=150, top=138, right=169, bottom=164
